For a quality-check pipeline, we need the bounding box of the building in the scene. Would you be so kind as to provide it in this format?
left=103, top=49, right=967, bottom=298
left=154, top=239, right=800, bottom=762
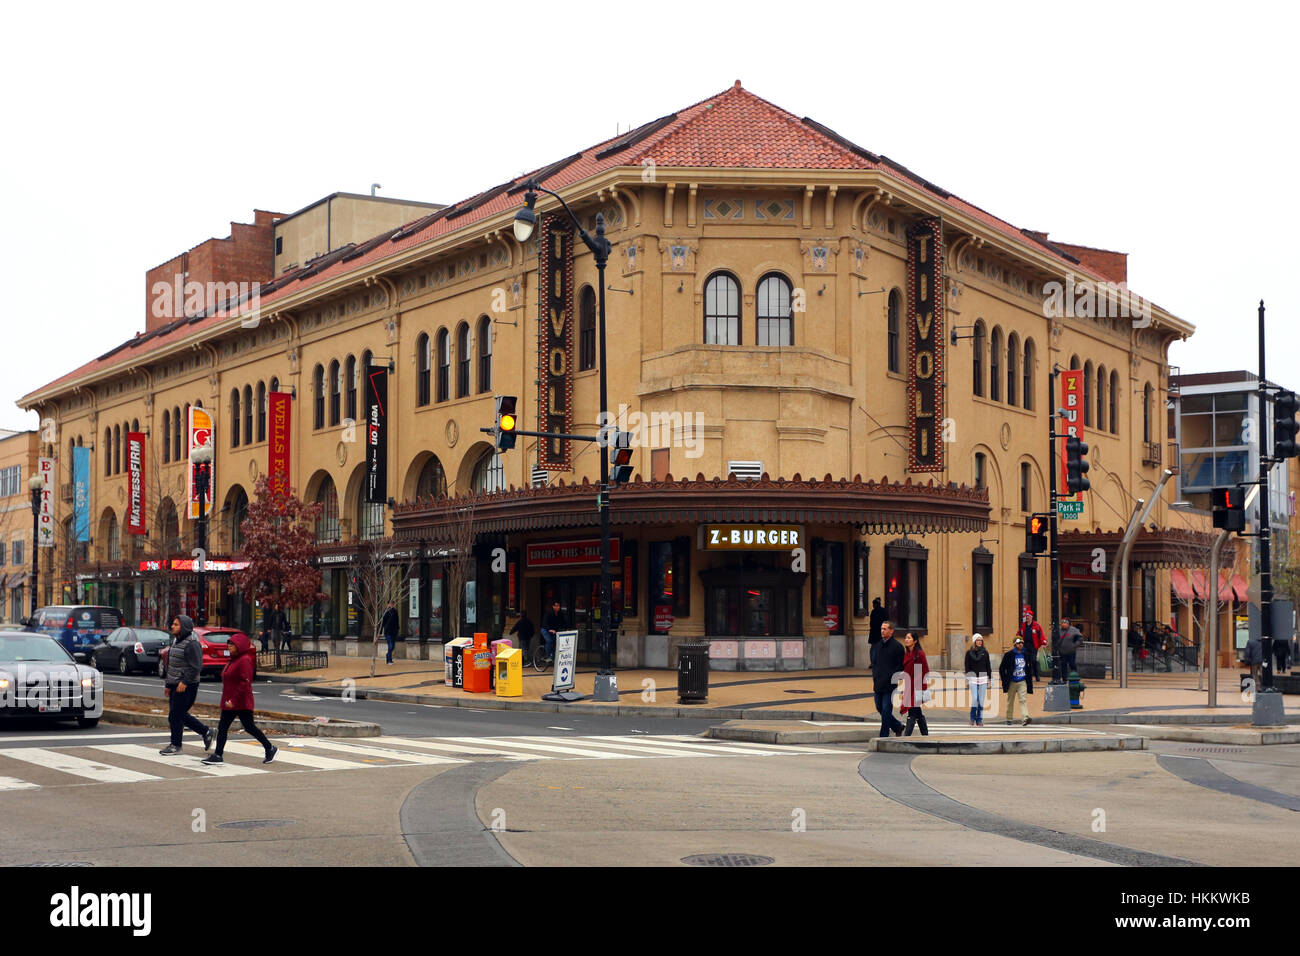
left=0, top=430, right=41, bottom=622
left=19, top=83, right=1208, bottom=670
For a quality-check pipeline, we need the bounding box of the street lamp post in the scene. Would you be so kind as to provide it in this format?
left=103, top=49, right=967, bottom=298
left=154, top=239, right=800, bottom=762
left=190, top=443, right=213, bottom=626
left=29, top=474, right=45, bottom=618
left=514, top=183, right=619, bottom=701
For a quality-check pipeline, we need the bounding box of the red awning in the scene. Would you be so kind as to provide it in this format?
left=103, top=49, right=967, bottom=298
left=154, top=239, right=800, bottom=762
left=1170, top=569, right=1194, bottom=601
left=1232, top=575, right=1249, bottom=602
left=1187, top=569, right=1208, bottom=599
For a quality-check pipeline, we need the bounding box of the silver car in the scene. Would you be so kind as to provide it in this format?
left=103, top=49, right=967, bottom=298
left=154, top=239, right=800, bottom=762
left=0, top=631, right=103, bottom=728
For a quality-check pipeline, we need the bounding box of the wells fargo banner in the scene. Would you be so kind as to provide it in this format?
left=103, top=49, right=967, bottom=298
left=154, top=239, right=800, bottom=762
left=267, top=391, right=292, bottom=497
left=1060, top=369, right=1084, bottom=499
left=126, top=432, right=146, bottom=535
left=365, top=365, right=388, bottom=503
left=537, top=214, right=574, bottom=471
left=187, top=406, right=214, bottom=519
left=906, top=217, right=945, bottom=473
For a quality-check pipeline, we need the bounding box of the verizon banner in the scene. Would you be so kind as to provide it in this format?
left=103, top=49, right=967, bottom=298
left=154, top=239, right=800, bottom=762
left=126, top=432, right=146, bottom=535
left=268, top=391, right=292, bottom=497
left=37, top=458, right=54, bottom=547
left=365, top=364, right=388, bottom=503
left=187, top=406, right=214, bottom=519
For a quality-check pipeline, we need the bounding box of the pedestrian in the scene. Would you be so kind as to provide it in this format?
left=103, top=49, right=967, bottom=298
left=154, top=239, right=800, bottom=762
left=1243, top=633, right=1263, bottom=689
left=540, top=600, right=566, bottom=663
left=868, top=598, right=888, bottom=666
left=381, top=600, right=399, bottom=665
left=899, top=632, right=930, bottom=736
left=1018, top=605, right=1045, bottom=651
left=158, top=615, right=214, bottom=756
left=1058, top=616, right=1083, bottom=680
left=998, top=634, right=1037, bottom=727
left=201, top=632, right=277, bottom=765
left=257, top=626, right=270, bottom=654
left=275, top=607, right=292, bottom=652
left=508, top=610, right=536, bottom=664
left=1272, top=632, right=1290, bottom=676
left=872, top=621, right=905, bottom=738
left=965, top=632, right=992, bottom=727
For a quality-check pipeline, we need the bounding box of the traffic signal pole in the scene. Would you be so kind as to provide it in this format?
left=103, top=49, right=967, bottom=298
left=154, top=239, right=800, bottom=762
left=1254, top=300, right=1285, bottom=725
left=1048, top=367, right=1062, bottom=686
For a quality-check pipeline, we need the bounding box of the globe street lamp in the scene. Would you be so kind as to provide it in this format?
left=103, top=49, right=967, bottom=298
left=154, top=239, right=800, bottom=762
left=28, top=474, right=45, bottom=618
left=190, top=443, right=214, bottom=626
left=513, top=183, right=618, bottom=701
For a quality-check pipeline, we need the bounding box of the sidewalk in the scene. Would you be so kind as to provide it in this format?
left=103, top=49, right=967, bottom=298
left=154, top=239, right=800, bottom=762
left=257, top=659, right=1294, bottom=724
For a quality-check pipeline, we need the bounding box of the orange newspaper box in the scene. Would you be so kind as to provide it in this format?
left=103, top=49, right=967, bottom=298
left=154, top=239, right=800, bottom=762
left=462, top=632, right=492, bottom=693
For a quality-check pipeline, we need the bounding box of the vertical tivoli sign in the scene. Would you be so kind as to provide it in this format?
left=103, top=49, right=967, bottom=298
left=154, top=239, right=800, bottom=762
left=365, top=364, right=388, bottom=503
left=537, top=214, right=575, bottom=471
left=906, top=218, right=946, bottom=472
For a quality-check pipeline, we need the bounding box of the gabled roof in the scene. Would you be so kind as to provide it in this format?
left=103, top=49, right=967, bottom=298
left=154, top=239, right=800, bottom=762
left=21, top=81, right=1166, bottom=407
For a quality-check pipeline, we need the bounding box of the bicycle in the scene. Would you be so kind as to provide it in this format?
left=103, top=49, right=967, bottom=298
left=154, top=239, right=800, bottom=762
left=530, top=633, right=553, bottom=673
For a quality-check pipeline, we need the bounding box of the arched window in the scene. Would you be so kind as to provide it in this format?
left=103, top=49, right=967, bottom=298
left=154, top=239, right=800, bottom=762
left=243, top=384, right=253, bottom=445
left=328, top=359, right=341, bottom=426
left=1069, top=355, right=1080, bottom=371
left=228, top=487, right=249, bottom=553
left=106, top=513, right=120, bottom=562
left=478, top=316, right=493, bottom=392
left=159, top=498, right=181, bottom=556
left=1083, top=361, right=1094, bottom=427
left=472, top=449, right=505, bottom=494
left=256, top=381, right=267, bottom=443
left=703, top=272, right=740, bottom=345
left=358, top=494, right=384, bottom=540
left=1110, top=369, right=1120, bottom=434
left=114, top=425, right=122, bottom=474
left=1143, top=383, right=1153, bottom=443
left=104, top=428, right=112, bottom=476
left=1022, top=338, right=1035, bottom=411
left=315, top=477, right=339, bottom=543
left=887, top=289, right=902, bottom=374
left=456, top=322, right=471, bottom=398
left=416, top=333, right=431, bottom=406
left=436, top=329, right=450, bottom=403
left=313, top=365, right=325, bottom=429
left=131, top=418, right=139, bottom=435
left=578, top=287, right=596, bottom=371
left=1006, top=333, right=1019, bottom=407
left=990, top=328, right=1002, bottom=402
left=756, top=273, right=793, bottom=346
left=416, top=455, right=447, bottom=500
left=345, top=355, right=357, bottom=423
left=972, top=320, right=986, bottom=397
left=231, top=389, right=241, bottom=446
left=162, top=410, right=171, bottom=463
left=173, top=406, right=182, bottom=462
left=1096, top=365, right=1107, bottom=432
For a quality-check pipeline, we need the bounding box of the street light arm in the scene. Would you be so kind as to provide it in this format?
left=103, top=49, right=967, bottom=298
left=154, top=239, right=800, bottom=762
left=521, top=181, right=608, bottom=259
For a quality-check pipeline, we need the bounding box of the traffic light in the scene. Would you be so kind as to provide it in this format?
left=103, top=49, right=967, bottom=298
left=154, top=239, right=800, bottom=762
left=1026, top=514, right=1048, bottom=554
left=610, top=429, right=633, bottom=485
left=1212, top=486, right=1245, bottom=532
left=1274, top=390, right=1300, bottom=458
left=1065, top=436, right=1091, bottom=494
left=493, top=396, right=518, bottom=451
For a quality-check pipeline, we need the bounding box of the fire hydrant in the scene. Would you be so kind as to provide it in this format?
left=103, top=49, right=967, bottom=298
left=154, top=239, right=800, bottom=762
left=1068, top=670, right=1085, bottom=709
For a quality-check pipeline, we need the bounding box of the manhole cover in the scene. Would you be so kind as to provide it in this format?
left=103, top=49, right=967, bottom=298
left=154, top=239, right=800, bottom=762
left=681, top=853, right=775, bottom=867
left=216, top=819, right=296, bottom=830
left=1183, top=747, right=1247, bottom=754
left=784, top=689, right=815, bottom=695
left=21, top=862, right=93, bottom=867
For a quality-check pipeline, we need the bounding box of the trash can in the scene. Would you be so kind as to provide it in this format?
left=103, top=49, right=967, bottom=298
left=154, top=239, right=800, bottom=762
left=495, top=647, right=522, bottom=698
left=677, top=641, right=710, bottom=704
left=445, top=637, right=472, bottom=687
left=1068, top=670, right=1085, bottom=709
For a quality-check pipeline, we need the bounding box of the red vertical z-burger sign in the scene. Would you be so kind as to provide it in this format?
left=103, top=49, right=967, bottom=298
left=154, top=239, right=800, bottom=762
left=906, top=217, right=945, bottom=473
left=126, top=432, right=146, bottom=535
left=268, top=391, right=292, bottom=497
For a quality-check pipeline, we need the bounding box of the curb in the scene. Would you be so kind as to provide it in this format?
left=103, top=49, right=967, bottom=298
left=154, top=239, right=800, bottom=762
left=868, top=735, right=1146, bottom=755
left=1111, top=724, right=1300, bottom=746
left=706, top=725, right=876, bottom=745
left=1037, top=712, right=1300, bottom=726
left=101, top=708, right=381, bottom=738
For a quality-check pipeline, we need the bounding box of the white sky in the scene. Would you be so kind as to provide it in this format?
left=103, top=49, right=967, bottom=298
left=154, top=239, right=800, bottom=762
left=2, top=0, right=1296, bottom=431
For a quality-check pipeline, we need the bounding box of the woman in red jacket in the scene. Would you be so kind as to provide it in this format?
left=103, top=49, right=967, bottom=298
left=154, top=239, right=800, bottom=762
left=899, top=632, right=930, bottom=736
left=201, top=632, right=277, bottom=765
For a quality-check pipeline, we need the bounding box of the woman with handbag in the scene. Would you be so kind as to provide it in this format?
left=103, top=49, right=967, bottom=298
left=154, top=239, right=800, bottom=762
left=899, top=632, right=930, bottom=736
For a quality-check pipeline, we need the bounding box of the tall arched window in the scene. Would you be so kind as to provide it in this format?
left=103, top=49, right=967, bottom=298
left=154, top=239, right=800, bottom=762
left=478, top=316, right=493, bottom=391
left=231, top=389, right=241, bottom=447
left=472, top=449, right=505, bottom=494
left=228, top=487, right=249, bottom=552
left=703, top=272, right=740, bottom=345
left=456, top=322, right=471, bottom=398
left=106, top=513, right=120, bottom=561
left=578, top=288, right=596, bottom=371
left=1022, top=338, right=1035, bottom=411
left=756, top=273, right=793, bottom=347
left=990, top=328, right=1002, bottom=402
left=315, top=477, right=339, bottom=543
left=162, top=410, right=171, bottom=463
left=1083, top=361, right=1094, bottom=427
left=256, top=381, right=267, bottom=443
left=131, top=418, right=139, bottom=435
left=182, top=404, right=190, bottom=459
left=1143, top=383, right=1153, bottom=443
left=173, top=406, right=182, bottom=462
left=270, top=376, right=279, bottom=394
left=159, top=498, right=181, bottom=556
left=114, top=425, right=122, bottom=474
left=1096, top=365, right=1107, bottom=432
left=1069, top=355, right=1080, bottom=371
left=436, top=330, right=450, bottom=403
left=416, top=333, right=431, bottom=406
left=313, top=365, right=325, bottom=429
left=345, top=355, right=357, bottom=422
left=1006, top=333, right=1019, bottom=407
left=328, top=359, right=341, bottom=426
left=242, top=384, right=253, bottom=445
left=1109, top=369, right=1120, bottom=434
left=104, top=428, right=112, bottom=476
left=972, top=320, right=986, bottom=397
left=416, top=455, right=447, bottom=500
left=887, top=289, right=902, bottom=374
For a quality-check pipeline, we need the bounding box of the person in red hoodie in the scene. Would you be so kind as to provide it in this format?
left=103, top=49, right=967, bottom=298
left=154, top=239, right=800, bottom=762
left=201, top=632, right=277, bottom=765
left=1018, top=605, right=1046, bottom=651
left=899, top=632, right=930, bottom=736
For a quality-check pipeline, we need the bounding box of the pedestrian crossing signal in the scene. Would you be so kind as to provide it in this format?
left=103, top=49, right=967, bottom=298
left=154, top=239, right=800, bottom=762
left=1026, top=515, right=1048, bottom=554
left=610, top=430, right=634, bottom=485
left=493, top=396, right=518, bottom=451
left=1211, top=486, right=1245, bottom=532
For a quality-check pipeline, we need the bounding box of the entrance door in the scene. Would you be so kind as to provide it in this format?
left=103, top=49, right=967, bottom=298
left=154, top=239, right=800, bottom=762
left=539, top=577, right=615, bottom=666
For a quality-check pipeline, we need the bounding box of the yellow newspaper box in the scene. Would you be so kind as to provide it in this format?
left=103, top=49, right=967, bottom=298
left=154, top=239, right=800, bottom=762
left=495, top=647, right=523, bottom=698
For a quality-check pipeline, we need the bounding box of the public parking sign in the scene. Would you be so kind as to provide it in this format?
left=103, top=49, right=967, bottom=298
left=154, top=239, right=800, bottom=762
left=553, top=630, right=578, bottom=693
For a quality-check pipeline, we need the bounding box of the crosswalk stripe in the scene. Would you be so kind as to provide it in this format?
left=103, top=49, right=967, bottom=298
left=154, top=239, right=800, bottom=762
left=369, top=737, right=536, bottom=760
left=224, top=741, right=363, bottom=770
left=443, top=736, right=647, bottom=760
left=658, top=735, right=843, bottom=754
left=1, top=747, right=161, bottom=784
left=577, top=736, right=786, bottom=757
left=92, top=744, right=266, bottom=777
left=0, top=776, right=40, bottom=791
left=299, top=740, right=467, bottom=766
left=558, top=736, right=751, bottom=757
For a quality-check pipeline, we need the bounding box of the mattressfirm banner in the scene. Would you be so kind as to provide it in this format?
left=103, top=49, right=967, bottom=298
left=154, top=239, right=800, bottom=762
left=37, top=458, right=54, bottom=547
left=73, top=446, right=90, bottom=542
left=187, top=406, right=214, bottom=519
left=365, top=365, right=388, bottom=504
left=268, top=392, right=292, bottom=497
left=537, top=215, right=574, bottom=471
left=126, top=432, right=146, bottom=535
left=906, top=217, right=945, bottom=473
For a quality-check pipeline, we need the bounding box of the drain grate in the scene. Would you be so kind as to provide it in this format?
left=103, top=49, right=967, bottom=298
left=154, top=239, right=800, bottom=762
left=21, top=862, right=93, bottom=867
left=216, top=819, right=296, bottom=830
left=682, top=853, right=775, bottom=867
left=784, top=689, right=815, bottom=695
left=1182, top=747, right=1247, bottom=754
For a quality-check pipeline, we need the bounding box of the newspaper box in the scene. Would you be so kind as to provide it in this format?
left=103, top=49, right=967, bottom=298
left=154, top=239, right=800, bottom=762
left=463, top=633, right=492, bottom=693
left=495, top=647, right=522, bottom=698
left=490, top=638, right=513, bottom=689
left=445, top=637, right=473, bottom=687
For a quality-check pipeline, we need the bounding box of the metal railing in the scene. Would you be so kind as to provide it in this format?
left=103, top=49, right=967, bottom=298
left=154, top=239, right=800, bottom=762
left=256, top=650, right=328, bottom=673
left=1142, top=440, right=1162, bottom=467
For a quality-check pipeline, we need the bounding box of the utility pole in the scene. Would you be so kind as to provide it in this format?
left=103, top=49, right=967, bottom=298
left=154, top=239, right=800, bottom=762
left=1043, top=367, right=1070, bottom=711
left=1254, top=300, right=1285, bottom=725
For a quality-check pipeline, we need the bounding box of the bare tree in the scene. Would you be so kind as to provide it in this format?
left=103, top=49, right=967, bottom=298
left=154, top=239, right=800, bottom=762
left=351, top=536, right=411, bottom=678
left=430, top=498, right=477, bottom=646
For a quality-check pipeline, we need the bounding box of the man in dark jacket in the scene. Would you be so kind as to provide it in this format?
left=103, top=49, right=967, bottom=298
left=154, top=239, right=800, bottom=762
left=381, top=601, right=400, bottom=665
left=868, top=598, right=888, bottom=667
left=509, top=611, right=537, bottom=663
left=159, top=615, right=213, bottom=755
left=1058, top=617, right=1083, bottom=680
left=872, top=621, right=905, bottom=738
left=999, top=634, right=1038, bottom=726
left=540, top=601, right=566, bottom=663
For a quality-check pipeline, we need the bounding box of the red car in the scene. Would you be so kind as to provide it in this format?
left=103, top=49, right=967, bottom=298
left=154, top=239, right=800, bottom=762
left=157, top=628, right=250, bottom=680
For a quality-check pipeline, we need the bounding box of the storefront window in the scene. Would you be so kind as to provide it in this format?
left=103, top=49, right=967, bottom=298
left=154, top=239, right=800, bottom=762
left=648, top=538, right=690, bottom=632
left=885, top=540, right=927, bottom=631
left=1019, top=556, right=1038, bottom=622
left=810, top=540, right=844, bottom=634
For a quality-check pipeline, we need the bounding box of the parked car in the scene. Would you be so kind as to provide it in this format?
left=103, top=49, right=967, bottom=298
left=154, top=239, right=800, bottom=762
left=157, top=627, right=248, bottom=680
left=89, top=626, right=173, bottom=675
left=0, top=630, right=101, bottom=728
left=26, top=606, right=125, bottom=664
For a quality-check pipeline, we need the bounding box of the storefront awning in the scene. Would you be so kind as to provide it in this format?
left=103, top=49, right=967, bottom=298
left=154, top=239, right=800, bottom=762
left=5, top=572, right=30, bottom=588
left=1232, top=574, right=1249, bottom=602
left=1058, top=526, right=1235, bottom=571
left=1170, top=569, right=1193, bottom=601
left=1187, top=569, right=1236, bottom=601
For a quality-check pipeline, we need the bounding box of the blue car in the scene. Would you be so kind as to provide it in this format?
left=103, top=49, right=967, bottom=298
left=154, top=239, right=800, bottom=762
left=27, top=606, right=125, bottom=664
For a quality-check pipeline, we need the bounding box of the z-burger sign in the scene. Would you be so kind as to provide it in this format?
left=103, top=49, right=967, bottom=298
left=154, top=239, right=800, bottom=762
left=906, top=217, right=945, bottom=473
left=703, top=524, right=803, bottom=550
